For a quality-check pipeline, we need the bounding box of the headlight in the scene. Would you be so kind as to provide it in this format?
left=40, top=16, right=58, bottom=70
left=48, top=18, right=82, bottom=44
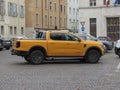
left=102, top=44, right=105, bottom=49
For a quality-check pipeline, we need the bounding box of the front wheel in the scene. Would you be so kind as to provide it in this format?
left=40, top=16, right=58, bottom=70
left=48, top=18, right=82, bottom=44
left=29, top=50, right=44, bottom=65
left=85, top=50, right=100, bottom=63
left=117, top=50, right=120, bottom=58
left=24, top=56, right=31, bottom=63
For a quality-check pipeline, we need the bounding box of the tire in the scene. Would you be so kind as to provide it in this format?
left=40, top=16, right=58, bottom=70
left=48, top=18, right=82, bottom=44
left=104, top=45, right=108, bottom=50
left=29, top=50, right=44, bottom=65
left=6, top=47, right=10, bottom=50
left=117, top=50, right=120, bottom=58
left=85, top=50, right=100, bottom=63
left=0, top=48, right=3, bottom=51
left=24, top=56, right=31, bottom=63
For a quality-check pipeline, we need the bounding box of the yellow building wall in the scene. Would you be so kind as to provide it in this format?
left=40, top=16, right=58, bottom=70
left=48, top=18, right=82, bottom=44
left=25, top=0, right=67, bottom=32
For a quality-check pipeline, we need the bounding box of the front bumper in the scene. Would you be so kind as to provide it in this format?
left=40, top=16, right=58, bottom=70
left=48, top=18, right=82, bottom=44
left=11, top=49, right=29, bottom=56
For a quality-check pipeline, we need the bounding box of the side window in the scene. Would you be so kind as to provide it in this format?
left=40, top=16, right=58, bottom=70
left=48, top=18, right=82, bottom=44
left=50, top=33, right=65, bottom=40
left=65, top=34, right=79, bottom=41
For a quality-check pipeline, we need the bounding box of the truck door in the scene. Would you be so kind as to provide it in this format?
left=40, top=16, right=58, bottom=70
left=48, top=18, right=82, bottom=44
left=47, top=33, right=67, bottom=56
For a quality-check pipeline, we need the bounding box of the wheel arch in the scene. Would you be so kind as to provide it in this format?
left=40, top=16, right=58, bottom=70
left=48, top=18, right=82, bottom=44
left=29, top=46, right=47, bottom=56
left=85, top=46, right=102, bottom=56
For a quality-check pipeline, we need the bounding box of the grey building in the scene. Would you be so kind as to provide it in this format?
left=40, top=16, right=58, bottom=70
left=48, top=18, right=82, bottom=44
left=78, top=0, right=120, bottom=41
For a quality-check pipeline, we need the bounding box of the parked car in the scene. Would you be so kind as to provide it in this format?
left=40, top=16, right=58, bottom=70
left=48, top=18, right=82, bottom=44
left=98, top=36, right=114, bottom=51
left=77, top=33, right=97, bottom=41
left=3, top=40, right=12, bottom=50
left=115, top=40, right=120, bottom=57
left=0, top=36, right=4, bottom=51
left=76, top=33, right=107, bottom=53
left=0, top=39, right=3, bottom=51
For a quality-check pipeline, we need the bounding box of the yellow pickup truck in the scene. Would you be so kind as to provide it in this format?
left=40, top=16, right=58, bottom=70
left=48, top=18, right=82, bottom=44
left=11, top=30, right=104, bottom=64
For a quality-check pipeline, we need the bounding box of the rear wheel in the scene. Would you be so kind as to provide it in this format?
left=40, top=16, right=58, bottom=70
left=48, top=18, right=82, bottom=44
left=85, top=50, right=100, bottom=63
left=29, top=50, right=44, bottom=65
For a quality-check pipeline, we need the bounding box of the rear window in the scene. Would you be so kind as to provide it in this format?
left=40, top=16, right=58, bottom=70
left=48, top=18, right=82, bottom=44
left=36, top=32, right=46, bottom=40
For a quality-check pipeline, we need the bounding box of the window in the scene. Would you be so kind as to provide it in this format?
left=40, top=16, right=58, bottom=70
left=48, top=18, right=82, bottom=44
left=36, top=31, right=46, bottom=39
left=54, top=3, right=56, bottom=11
left=73, top=8, right=75, bottom=14
left=8, top=2, right=17, bottom=17
left=64, top=18, right=66, bottom=27
left=10, top=26, right=13, bottom=35
left=90, top=0, right=96, bottom=6
left=13, top=3, right=18, bottom=17
left=45, top=0, right=48, bottom=8
left=14, top=27, right=17, bottom=35
left=50, top=33, right=79, bottom=41
left=36, top=0, right=39, bottom=8
left=65, top=34, right=79, bottom=41
left=69, top=19, right=71, bottom=25
left=90, top=18, right=97, bottom=37
left=60, top=17, right=62, bottom=27
left=0, top=1, right=5, bottom=16
left=60, top=5, right=62, bottom=12
left=64, top=6, right=66, bottom=14
left=55, top=17, right=57, bottom=26
left=1, top=26, right=4, bottom=35
left=69, top=7, right=71, bottom=14
left=36, top=13, right=39, bottom=25
left=20, top=5, right=24, bottom=18
left=73, top=19, right=75, bottom=23
left=107, top=17, right=119, bottom=41
left=8, top=2, right=13, bottom=16
left=50, top=16, right=52, bottom=26
left=21, top=27, right=24, bottom=34
left=50, top=2, right=52, bottom=11
left=103, top=0, right=110, bottom=5
left=45, top=15, right=48, bottom=25
left=50, top=33, right=65, bottom=40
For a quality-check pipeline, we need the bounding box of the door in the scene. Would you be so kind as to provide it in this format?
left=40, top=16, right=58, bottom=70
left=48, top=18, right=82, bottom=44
left=63, top=34, right=83, bottom=56
left=47, top=33, right=67, bottom=56
left=47, top=33, right=83, bottom=56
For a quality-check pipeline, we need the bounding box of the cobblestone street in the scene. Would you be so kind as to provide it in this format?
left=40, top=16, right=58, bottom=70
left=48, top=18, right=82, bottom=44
left=0, top=50, right=120, bottom=90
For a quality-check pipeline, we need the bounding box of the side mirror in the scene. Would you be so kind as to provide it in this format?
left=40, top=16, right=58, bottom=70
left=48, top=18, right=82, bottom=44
left=78, top=39, right=81, bottom=42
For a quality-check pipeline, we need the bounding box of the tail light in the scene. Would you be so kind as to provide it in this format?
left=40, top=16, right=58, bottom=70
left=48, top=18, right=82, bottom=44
left=16, top=41, right=20, bottom=48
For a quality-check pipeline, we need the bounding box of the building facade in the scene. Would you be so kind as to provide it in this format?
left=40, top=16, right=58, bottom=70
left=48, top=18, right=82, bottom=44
left=0, top=0, right=25, bottom=39
left=67, top=0, right=79, bottom=32
left=78, top=0, right=120, bottom=41
left=25, top=0, right=67, bottom=38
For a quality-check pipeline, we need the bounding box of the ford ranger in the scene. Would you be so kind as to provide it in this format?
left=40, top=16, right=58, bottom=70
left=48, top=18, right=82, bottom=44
left=11, top=30, right=104, bottom=64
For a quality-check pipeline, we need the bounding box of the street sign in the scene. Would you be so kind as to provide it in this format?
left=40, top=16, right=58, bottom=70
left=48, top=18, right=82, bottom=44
left=80, top=21, right=85, bottom=26
left=81, top=26, right=85, bottom=31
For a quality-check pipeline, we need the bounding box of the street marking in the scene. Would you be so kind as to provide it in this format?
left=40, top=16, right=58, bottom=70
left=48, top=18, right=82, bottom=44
left=115, top=62, right=120, bottom=72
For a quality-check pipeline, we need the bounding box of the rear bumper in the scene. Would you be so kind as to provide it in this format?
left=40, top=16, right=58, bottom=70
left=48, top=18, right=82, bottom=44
left=11, top=49, right=29, bottom=56
left=4, top=45, right=12, bottom=48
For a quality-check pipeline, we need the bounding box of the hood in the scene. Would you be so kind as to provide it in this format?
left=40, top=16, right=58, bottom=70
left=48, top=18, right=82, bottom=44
left=84, top=40, right=103, bottom=45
